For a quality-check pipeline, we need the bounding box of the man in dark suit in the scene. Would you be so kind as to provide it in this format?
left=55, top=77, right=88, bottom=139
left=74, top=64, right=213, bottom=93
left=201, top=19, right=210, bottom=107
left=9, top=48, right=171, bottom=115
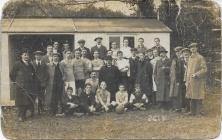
left=128, top=48, right=138, bottom=94
left=76, top=39, right=91, bottom=59
left=32, top=51, right=49, bottom=114
left=10, top=49, right=36, bottom=122
left=151, top=37, right=166, bottom=56
left=91, top=37, right=107, bottom=60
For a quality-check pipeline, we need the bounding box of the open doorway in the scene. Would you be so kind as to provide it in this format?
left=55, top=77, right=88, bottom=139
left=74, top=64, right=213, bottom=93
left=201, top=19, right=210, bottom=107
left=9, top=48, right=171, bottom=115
left=9, top=34, right=74, bottom=99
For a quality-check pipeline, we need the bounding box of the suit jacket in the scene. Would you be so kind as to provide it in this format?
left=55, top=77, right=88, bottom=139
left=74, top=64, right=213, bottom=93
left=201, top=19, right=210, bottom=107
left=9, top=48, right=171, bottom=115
left=129, top=57, right=138, bottom=80
left=76, top=47, right=91, bottom=59
left=91, top=45, right=107, bottom=60
left=32, top=60, right=49, bottom=88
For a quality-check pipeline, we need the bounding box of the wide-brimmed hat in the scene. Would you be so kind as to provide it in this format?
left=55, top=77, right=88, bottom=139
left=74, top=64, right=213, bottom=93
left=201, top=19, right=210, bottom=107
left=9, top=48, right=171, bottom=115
left=94, top=37, right=103, bottom=41
left=77, top=39, right=86, bottom=43
left=188, top=42, right=198, bottom=48
left=33, top=50, right=44, bottom=55
left=174, top=46, right=183, bottom=52
left=159, top=48, right=168, bottom=53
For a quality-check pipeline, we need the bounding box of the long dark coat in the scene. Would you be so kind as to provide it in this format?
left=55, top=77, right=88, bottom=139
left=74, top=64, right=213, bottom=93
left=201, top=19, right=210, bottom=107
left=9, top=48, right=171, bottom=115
left=91, top=45, right=107, bottom=60
left=129, top=57, right=138, bottom=93
left=10, top=61, right=36, bottom=106
left=45, top=63, right=64, bottom=108
left=136, top=60, right=153, bottom=96
left=154, top=58, right=171, bottom=102
left=99, top=65, right=120, bottom=100
left=169, top=57, right=185, bottom=97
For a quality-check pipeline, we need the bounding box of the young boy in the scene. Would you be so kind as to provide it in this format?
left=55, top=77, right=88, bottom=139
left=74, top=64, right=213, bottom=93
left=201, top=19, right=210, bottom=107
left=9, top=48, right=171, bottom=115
left=85, top=71, right=99, bottom=95
left=78, top=84, right=96, bottom=114
left=111, top=84, right=129, bottom=112
left=62, top=87, right=79, bottom=116
left=95, top=81, right=111, bottom=112
left=129, top=84, right=148, bottom=110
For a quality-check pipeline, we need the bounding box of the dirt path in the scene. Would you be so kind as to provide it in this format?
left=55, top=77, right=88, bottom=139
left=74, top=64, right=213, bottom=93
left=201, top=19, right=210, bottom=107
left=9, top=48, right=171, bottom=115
left=1, top=93, right=221, bottom=139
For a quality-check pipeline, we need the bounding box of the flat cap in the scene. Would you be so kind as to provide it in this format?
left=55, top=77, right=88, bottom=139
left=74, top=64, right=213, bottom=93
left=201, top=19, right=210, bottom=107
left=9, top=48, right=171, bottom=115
left=181, top=48, right=191, bottom=53
left=159, top=47, right=168, bottom=53
left=52, top=52, right=60, bottom=56
left=77, top=39, right=86, bottom=43
left=33, top=50, right=44, bottom=55
left=94, top=37, right=103, bottom=41
left=188, top=43, right=198, bottom=48
left=174, top=46, right=183, bottom=52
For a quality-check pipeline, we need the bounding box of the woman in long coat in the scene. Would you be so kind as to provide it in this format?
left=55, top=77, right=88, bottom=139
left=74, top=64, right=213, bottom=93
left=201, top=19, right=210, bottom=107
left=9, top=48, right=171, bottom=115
left=136, top=53, right=153, bottom=101
left=45, top=53, right=64, bottom=115
left=10, top=50, right=36, bottom=121
left=154, top=49, right=171, bottom=108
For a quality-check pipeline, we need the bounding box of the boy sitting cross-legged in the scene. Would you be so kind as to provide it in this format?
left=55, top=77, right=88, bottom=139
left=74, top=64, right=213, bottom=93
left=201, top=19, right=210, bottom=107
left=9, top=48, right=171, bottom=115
left=61, top=87, right=79, bottom=116
left=111, top=84, right=129, bottom=113
left=129, top=84, right=148, bottom=111
left=95, top=81, right=111, bottom=112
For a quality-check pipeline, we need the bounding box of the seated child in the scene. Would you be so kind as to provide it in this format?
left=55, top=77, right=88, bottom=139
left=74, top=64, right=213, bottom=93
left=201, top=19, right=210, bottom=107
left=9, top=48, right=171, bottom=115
left=95, top=81, right=111, bottom=112
left=78, top=83, right=96, bottom=114
left=129, top=84, right=148, bottom=110
left=85, top=71, right=99, bottom=95
left=111, top=84, right=129, bottom=112
left=61, top=87, right=79, bottom=116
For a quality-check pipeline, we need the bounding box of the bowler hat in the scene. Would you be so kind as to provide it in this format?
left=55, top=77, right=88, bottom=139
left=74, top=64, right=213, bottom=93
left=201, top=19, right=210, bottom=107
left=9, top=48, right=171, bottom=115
left=159, top=48, right=168, bottom=53
left=33, top=50, right=44, bottom=55
left=174, top=46, right=183, bottom=52
left=78, top=39, right=85, bottom=43
left=188, top=43, right=198, bottom=48
left=94, top=37, right=103, bottom=41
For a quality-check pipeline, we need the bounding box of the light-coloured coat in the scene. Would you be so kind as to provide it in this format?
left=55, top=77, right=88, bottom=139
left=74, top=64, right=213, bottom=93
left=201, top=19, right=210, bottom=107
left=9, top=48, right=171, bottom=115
left=186, top=53, right=207, bottom=99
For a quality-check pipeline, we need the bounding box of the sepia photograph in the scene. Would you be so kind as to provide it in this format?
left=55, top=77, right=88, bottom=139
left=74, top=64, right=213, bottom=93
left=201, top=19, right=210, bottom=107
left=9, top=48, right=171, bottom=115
left=0, top=0, right=221, bottom=139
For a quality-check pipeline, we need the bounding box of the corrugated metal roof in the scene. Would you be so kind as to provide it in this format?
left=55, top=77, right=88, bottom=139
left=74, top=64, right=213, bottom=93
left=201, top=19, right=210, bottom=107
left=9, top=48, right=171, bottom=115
left=1, top=18, right=172, bottom=33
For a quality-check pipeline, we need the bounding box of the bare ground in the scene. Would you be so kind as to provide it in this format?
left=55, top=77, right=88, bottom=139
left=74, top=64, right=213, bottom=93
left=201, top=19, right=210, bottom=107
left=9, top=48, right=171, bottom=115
left=1, top=89, right=221, bottom=139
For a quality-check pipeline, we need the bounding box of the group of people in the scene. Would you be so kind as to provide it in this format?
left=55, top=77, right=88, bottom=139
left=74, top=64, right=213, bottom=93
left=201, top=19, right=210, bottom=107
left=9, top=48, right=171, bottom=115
left=10, top=36, right=207, bottom=122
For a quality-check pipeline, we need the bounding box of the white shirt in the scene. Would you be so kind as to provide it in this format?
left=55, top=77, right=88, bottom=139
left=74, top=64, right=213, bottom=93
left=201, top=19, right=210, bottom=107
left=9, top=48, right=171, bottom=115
left=115, top=58, right=130, bottom=76
left=120, top=46, right=131, bottom=59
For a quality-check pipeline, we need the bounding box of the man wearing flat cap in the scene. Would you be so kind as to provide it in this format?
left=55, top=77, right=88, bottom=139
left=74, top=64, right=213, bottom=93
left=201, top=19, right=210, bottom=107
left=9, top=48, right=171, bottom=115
left=154, top=48, right=171, bottom=109
left=10, top=49, right=36, bottom=122
left=91, top=37, right=107, bottom=60
left=32, top=50, right=49, bottom=114
left=45, top=52, right=64, bottom=116
left=185, top=43, right=207, bottom=116
left=169, top=46, right=185, bottom=112
left=128, top=48, right=138, bottom=93
left=76, top=39, right=91, bottom=59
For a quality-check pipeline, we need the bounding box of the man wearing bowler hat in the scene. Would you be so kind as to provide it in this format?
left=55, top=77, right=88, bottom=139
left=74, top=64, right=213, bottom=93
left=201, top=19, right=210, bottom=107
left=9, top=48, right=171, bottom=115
left=185, top=43, right=207, bottom=116
left=76, top=39, right=91, bottom=59
left=91, top=37, right=107, bottom=60
left=32, top=50, right=49, bottom=114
